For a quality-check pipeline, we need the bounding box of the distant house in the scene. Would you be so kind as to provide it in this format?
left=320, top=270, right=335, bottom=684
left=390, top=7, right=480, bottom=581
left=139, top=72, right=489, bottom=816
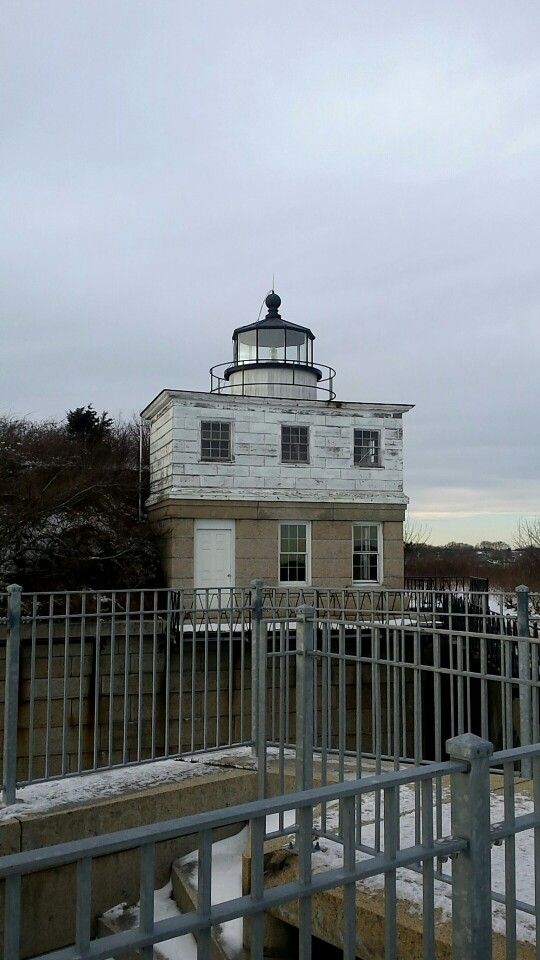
left=141, top=292, right=413, bottom=590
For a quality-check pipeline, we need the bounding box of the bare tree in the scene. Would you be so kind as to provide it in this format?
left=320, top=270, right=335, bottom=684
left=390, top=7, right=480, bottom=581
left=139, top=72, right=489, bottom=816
left=404, top=517, right=432, bottom=547
left=515, top=518, right=540, bottom=549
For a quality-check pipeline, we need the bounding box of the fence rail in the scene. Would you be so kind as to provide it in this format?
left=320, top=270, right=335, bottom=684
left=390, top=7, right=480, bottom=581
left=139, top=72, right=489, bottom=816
left=1, top=584, right=540, bottom=956
left=1, top=582, right=540, bottom=803
left=1, top=736, right=539, bottom=960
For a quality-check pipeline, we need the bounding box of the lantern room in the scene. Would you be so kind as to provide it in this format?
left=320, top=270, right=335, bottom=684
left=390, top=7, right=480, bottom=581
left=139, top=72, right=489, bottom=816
left=209, top=291, right=336, bottom=400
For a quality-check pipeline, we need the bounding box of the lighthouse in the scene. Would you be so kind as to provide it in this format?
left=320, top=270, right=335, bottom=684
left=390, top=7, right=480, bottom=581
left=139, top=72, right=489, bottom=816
left=142, top=291, right=412, bottom=591
left=209, top=291, right=334, bottom=402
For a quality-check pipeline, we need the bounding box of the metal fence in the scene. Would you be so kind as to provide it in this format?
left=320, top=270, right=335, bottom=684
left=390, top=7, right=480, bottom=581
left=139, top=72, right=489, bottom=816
left=1, top=582, right=540, bottom=804
left=0, top=585, right=255, bottom=803
left=1, top=735, right=538, bottom=960
left=257, top=583, right=540, bottom=636
left=257, top=594, right=540, bottom=786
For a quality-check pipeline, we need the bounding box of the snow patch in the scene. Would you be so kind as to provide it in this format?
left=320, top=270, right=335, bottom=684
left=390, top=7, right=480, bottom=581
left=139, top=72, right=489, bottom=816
left=0, top=758, right=211, bottom=820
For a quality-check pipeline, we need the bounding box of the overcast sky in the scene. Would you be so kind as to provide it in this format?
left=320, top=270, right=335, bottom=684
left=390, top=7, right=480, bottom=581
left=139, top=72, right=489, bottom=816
left=2, top=2, right=539, bottom=544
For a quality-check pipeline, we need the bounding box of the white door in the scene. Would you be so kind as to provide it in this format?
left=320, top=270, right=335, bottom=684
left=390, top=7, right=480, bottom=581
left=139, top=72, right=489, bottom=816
left=194, top=520, right=235, bottom=589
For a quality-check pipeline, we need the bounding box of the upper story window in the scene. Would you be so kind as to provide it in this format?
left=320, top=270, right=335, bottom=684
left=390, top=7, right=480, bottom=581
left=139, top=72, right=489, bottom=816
left=354, top=429, right=381, bottom=467
left=352, top=523, right=382, bottom=583
left=281, top=425, right=309, bottom=464
left=200, top=421, right=232, bottom=462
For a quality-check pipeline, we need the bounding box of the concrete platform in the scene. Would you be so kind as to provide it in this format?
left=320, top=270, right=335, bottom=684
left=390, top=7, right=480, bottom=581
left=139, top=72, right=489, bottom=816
left=1, top=748, right=536, bottom=959
left=0, top=758, right=258, bottom=959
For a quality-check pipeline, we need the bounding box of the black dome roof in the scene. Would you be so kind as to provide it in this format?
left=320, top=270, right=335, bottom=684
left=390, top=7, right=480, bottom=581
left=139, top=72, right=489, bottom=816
left=232, top=291, right=315, bottom=341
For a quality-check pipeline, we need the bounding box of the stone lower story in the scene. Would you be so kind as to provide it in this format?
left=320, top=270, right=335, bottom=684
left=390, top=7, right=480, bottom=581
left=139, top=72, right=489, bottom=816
left=148, top=498, right=406, bottom=589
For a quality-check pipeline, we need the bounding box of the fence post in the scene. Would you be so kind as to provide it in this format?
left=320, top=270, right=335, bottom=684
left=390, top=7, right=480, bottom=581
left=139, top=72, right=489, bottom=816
left=250, top=580, right=266, bottom=797
left=516, top=585, right=532, bottom=778
left=296, top=605, right=315, bottom=793
left=447, top=733, right=493, bottom=960
left=2, top=584, right=22, bottom=806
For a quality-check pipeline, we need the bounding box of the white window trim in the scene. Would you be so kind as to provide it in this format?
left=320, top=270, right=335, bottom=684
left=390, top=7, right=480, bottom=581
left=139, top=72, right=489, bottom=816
left=280, top=423, right=310, bottom=465
left=278, top=520, right=312, bottom=586
left=352, top=428, right=384, bottom=469
left=199, top=418, right=234, bottom=463
left=351, top=522, right=383, bottom=586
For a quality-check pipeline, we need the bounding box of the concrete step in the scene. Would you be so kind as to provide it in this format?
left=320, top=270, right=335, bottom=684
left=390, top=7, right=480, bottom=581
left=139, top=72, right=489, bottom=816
left=172, top=822, right=299, bottom=960
left=172, top=856, right=245, bottom=960
left=98, top=903, right=173, bottom=960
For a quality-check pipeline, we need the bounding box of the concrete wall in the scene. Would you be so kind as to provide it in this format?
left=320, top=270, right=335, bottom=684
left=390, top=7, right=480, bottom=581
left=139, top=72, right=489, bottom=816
left=150, top=500, right=405, bottom=589
left=0, top=768, right=258, bottom=958
left=0, top=618, right=408, bottom=782
left=0, top=628, right=252, bottom=783
left=144, top=390, right=411, bottom=506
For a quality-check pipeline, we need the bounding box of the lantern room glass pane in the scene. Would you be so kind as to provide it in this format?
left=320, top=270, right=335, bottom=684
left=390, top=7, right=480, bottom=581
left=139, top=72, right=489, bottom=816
left=258, top=327, right=285, bottom=361
left=285, top=330, right=308, bottom=363
left=237, top=330, right=257, bottom=363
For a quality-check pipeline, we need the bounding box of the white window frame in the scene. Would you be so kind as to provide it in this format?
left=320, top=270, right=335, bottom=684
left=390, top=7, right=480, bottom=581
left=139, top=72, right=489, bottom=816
left=278, top=521, right=311, bottom=586
left=280, top=424, right=310, bottom=465
left=200, top=418, right=234, bottom=463
left=353, top=428, right=383, bottom=468
left=351, top=522, right=383, bottom=585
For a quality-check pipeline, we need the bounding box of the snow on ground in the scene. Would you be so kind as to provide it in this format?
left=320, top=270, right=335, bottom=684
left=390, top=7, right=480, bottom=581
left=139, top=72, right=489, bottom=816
left=312, top=785, right=536, bottom=946
left=179, top=811, right=296, bottom=958
left=100, top=782, right=535, bottom=954
left=102, top=882, right=197, bottom=960
left=181, top=827, right=248, bottom=957
left=0, top=758, right=212, bottom=820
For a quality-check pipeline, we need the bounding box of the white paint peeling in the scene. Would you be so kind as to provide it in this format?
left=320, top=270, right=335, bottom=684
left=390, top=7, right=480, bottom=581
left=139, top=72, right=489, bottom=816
left=144, top=390, right=411, bottom=506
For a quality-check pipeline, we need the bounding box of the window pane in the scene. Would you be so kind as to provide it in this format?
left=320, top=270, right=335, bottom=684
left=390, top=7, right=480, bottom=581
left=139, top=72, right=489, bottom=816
left=285, top=330, right=308, bottom=363
left=352, top=524, right=380, bottom=582
left=354, top=429, right=381, bottom=467
left=280, top=523, right=308, bottom=583
left=201, top=421, right=231, bottom=461
left=258, top=328, right=285, bottom=361
left=281, top=425, right=309, bottom=463
left=237, top=330, right=257, bottom=363
left=354, top=524, right=378, bottom=551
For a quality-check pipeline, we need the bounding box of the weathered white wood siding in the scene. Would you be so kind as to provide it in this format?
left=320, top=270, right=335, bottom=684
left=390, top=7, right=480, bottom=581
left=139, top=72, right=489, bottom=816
left=145, top=390, right=410, bottom=506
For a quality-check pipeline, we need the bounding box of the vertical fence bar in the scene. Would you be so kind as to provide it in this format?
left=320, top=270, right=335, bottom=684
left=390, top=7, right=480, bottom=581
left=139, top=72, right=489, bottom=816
left=250, top=815, right=266, bottom=960
left=383, top=785, right=398, bottom=957
left=76, top=857, right=92, bottom=955
left=251, top=581, right=266, bottom=798
left=447, top=733, right=493, bottom=960
left=298, top=804, right=313, bottom=960
left=4, top=873, right=21, bottom=960
left=503, top=759, right=517, bottom=960
left=296, top=606, right=315, bottom=794
left=533, top=753, right=540, bottom=960
left=61, top=593, right=70, bottom=776
left=77, top=592, right=86, bottom=773
left=164, top=589, right=171, bottom=757
left=140, top=841, right=156, bottom=960
left=122, top=592, right=130, bottom=765
left=342, top=795, right=356, bottom=960
left=93, top=594, right=102, bottom=770
left=517, top=585, right=532, bottom=778
left=2, top=584, right=22, bottom=806
left=421, top=777, right=435, bottom=958
left=45, top=592, right=54, bottom=778
left=251, top=579, right=263, bottom=762
left=197, top=830, right=213, bottom=959
left=28, top=593, right=37, bottom=782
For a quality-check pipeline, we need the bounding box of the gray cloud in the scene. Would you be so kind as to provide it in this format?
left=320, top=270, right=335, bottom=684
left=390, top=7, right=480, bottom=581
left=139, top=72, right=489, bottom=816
left=1, top=1, right=539, bottom=542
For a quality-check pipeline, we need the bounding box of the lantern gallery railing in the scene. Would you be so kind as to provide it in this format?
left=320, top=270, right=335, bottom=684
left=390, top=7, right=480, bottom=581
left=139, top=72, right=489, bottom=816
left=209, top=359, right=337, bottom=400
